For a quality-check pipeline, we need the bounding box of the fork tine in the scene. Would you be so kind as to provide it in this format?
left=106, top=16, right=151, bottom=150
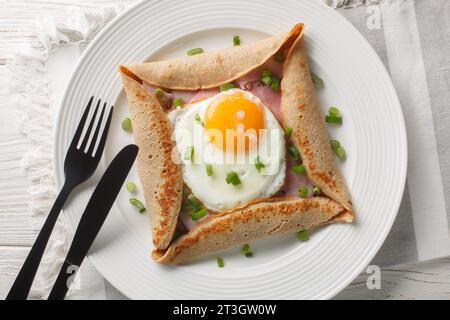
left=69, top=96, right=93, bottom=150
left=93, top=106, right=114, bottom=160
left=79, top=99, right=101, bottom=151
left=87, top=102, right=107, bottom=156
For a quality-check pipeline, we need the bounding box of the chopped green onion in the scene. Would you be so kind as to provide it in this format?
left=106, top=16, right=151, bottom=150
left=126, top=181, right=136, bottom=193
left=129, top=198, right=146, bottom=213
left=226, top=171, right=241, bottom=186
left=191, top=208, right=207, bottom=221
left=261, top=76, right=272, bottom=86
left=254, top=156, right=266, bottom=173
left=292, top=164, right=306, bottom=174
left=233, top=35, right=240, bottom=46
left=328, top=106, right=341, bottom=117
left=220, top=83, right=235, bottom=91
left=311, top=73, right=324, bottom=88
left=153, top=88, right=170, bottom=107
left=262, top=69, right=272, bottom=78
left=270, top=75, right=280, bottom=90
left=217, top=257, right=224, bottom=268
left=187, top=48, right=204, bottom=56
left=297, top=229, right=310, bottom=242
left=187, top=194, right=202, bottom=211
left=313, top=186, right=321, bottom=196
left=298, top=186, right=309, bottom=198
left=288, top=145, right=301, bottom=161
left=241, top=244, right=250, bottom=254
left=194, top=113, right=204, bottom=126
left=274, top=52, right=284, bottom=62
left=325, top=115, right=343, bottom=124
left=205, top=164, right=213, bottom=176
left=284, top=127, right=293, bottom=137
left=335, top=146, right=346, bottom=160
left=330, top=140, right=340, bottom=150
left=184, top=146, right=194, bottom=161
left=121, top=117, right=132, bottom=131
left=173, top=97, right=184, bottom=107
left=244, top=252, right=253, bottom=258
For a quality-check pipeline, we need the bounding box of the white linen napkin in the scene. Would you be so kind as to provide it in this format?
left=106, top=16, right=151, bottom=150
left=5, top=0, right=450, bottom=299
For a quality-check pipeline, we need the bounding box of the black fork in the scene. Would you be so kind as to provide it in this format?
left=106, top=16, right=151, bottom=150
left=6, top=97, right=113, bottom=300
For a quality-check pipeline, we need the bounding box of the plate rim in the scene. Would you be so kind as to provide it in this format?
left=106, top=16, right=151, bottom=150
left=53, top=0, right=408, bottom=299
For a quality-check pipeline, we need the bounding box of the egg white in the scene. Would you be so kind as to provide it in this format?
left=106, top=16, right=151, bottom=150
left=168, top=89, right=286, bottom=212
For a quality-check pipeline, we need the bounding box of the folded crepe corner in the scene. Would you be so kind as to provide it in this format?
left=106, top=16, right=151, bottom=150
left=121, top=23, right=304, bottom=91
left=152, top=197, right=347, bottom=265
left=119, top=23, right=354, bottom=264
left=281, top=30, right=354, bottom=217
left=119, top=70, right=183, bottom=250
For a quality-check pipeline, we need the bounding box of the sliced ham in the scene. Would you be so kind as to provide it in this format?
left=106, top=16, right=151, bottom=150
left=188, top=88, right=219, bottom=103
left=278, top=156, right=313, bottom=197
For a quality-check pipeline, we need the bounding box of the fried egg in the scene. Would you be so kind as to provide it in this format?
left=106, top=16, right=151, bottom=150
left=168, top=89, right=286, bottom=212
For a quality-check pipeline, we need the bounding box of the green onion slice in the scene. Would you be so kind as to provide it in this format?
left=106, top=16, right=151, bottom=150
left=173, top=97, right=184, bottom=107
left=313, top=186, right=321, bottom=196
left=297, top=229, right=310, bottom=242
left=330, top=140, right=340, bottom=150
left=220, top=83, right=235, bottom=91
left=241, top=244, right=250, bottom=254
left=335, top=146, right=346, bottom=160
left=311, top=73, right=324, bottom=88
left=270, top=75, right=280, bottom=90
left=184, top=146, right=194, bottom=161
left=126, top=181, right=136, bottom=193
left=284, top=127, right=293, bottom=137
left=217, top=257, right=224, bottom=268
left=261, top=76, right=272, bottom=86
left=187, top=48, right=204, bottom=56
left=292, top=164, right=306, bottom=174
left=187, top=194, right=202, bottom=211
left=226, top=171, right=241, bottom=186
left=244, top=252, right=253, bottom=258
left=254, top=156, right=266, bottom=173
left=325, top=115, right=343, bottom=124
left=191, top=208, right=207, bottom=221
left=233, top=35, right=240, bottom=46
left=129, top=198, right=146, bottom=213
left=298, top=186, right=309, bottom=198
left=288, top=145, right=301, bottom=161
left=194, top=113, right=204, bottom=126
left=121, top=117, right=132, bottom=131
left=205, top=164, right=213, bottom=176
left=262, top=69, right=272, bottom=78
left=328, top=106, right=341, bottom=117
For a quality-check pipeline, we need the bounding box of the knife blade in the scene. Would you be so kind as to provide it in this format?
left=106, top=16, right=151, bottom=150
left=47, top=144, right=138, bottom=300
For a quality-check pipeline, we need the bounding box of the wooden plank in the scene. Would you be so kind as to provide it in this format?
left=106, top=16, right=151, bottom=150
left=0, top=0, right=449, bottom=300
left=337, top=257, right=450, bottom=299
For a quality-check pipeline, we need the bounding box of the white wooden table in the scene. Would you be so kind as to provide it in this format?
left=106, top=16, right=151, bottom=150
left=1, top=0, right=449, bottom=300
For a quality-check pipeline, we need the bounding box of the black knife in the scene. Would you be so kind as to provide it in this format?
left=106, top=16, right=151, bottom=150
left=47, top=144, right=138, bottom=300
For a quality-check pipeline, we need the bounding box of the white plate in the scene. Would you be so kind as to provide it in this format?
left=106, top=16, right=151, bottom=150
left=54, top=0, right=407, bottom=299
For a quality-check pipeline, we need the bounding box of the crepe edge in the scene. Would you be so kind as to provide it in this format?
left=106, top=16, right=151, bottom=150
left=119, top=71, right=183, bottom=250
left=118, top=23, right=304, bottom=91
left=281, top=28, right=354, bottom=218
left=151, top=197, right=348, bottom=265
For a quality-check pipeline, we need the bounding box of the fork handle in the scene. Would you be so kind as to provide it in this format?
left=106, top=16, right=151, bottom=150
left=6, top=182, right=74, bottom=300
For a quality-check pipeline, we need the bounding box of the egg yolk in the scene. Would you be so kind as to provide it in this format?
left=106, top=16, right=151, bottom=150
left=204, top=91, right=265, bottom=152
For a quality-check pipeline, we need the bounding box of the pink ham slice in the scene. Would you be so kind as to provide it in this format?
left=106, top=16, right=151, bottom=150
left=277, top=157, right=313, bottom=197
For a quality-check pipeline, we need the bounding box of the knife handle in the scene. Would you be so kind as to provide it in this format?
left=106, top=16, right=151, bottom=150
left=47, top=243, right=87, bottom=300
left=6, top=182, right=74, bottom=300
